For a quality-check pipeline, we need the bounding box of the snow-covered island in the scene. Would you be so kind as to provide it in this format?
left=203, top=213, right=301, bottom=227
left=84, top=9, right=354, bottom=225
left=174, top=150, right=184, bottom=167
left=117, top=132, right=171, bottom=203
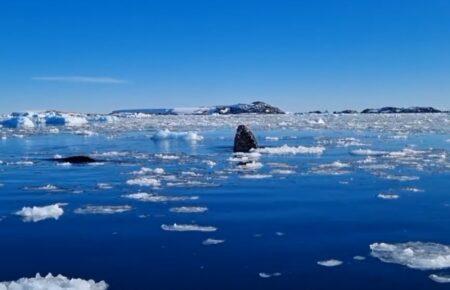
left=111, top=101, right=285, bottom=115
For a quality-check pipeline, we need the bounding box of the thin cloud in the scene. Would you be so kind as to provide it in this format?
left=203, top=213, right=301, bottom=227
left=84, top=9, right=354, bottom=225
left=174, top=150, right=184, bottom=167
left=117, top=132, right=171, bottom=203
left=32, top=76, right=128, bottom=84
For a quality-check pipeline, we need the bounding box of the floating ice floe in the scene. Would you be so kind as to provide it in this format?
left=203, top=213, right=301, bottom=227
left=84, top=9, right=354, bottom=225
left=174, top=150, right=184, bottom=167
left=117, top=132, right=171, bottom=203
left=74, top=205, right=132, bottom=215
left=258, top=272, right=282, bottom=278
left=271, top=169, right=295, bottom=175
left=350, top=149, right=388, bottom=156
left=97, top=183, right=113, bottom=189
left=155, top=154, right=180, bottom=160
left=310, top=161, right=351, bottom=175
left=317, top=259, right=343, bottom=267
left=402, top=187, right=424, bottom=192
left=151, top=129, right=203, bottom=141
left=336, top=137, right=367, bottom=147
left=255, top=144, right=325, bottom=155
left=353, top=256, right=366, bottom=260
left=240, top=174, right=272, bottom=179
left=203, top=160, right=216, bottom=167
left=237, top=161, right=263, bottom=170
left=15, top=203, right=65, bottom=222
left=126, top=177, right=161, bottom=187
left=132, top=167, right=165, bottom=175
left=429, top=274, right=450, bottom=283
left=370, top=242, right=450, bottom=270
left=202, top=238, right=225, bottom=245
left=265, top=136, right=279, bottom=141
left=169, top=206, right=208, bottom=213
left=377, top=193, right=400, bottom=200
left=383, top=175, right=420, bottom=182
left=25, top=184, right=62, bottom=192
left=161, top=223, right=217, bottom=232
left=0, top=273, right=108, bottom=290
left=123, top=192, right=198, bottom=202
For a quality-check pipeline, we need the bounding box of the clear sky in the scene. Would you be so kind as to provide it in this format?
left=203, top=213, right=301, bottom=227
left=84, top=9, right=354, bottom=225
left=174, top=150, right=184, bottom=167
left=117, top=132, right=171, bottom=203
left=1, top=0, right=450, bottom=113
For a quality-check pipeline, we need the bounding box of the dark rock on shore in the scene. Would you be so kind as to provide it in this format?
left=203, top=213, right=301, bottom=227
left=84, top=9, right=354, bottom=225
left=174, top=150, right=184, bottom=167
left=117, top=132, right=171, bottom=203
left=361, top=107, right=441, bottom=114
left=52, top=156, right=97, bottom=164
left=234, top=125, right=258, bottom=153
left=334, top=110, right=358, bottom=114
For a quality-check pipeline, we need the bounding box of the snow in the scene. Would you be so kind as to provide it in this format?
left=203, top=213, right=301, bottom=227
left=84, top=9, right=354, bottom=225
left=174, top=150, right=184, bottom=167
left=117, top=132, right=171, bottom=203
left=0, top=273, right=108, bottom=290
left=15, top=203, right=65, bottom=222
left=370, top=242, right=450, bottom=270
left=161, top=223, right=217, bottom=232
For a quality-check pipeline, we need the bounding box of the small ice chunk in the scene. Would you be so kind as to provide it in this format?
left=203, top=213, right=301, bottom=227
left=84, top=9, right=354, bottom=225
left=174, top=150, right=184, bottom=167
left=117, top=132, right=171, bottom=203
left=258, top=272, right=282, bottom=278
left=15, top=203, right=65, bottom=222
left=377, top=193, right=400, bottom=200
left=202, top=238, right=225, bottom=245
left=161, top=223, right=217, bottom=232
left=317, top=259, right=343, bottom=267
left=350, top=149, right=388, bottom=156
left=240, top=174, right=272, bottom=179
left=353, top=256, right=366, bottom=261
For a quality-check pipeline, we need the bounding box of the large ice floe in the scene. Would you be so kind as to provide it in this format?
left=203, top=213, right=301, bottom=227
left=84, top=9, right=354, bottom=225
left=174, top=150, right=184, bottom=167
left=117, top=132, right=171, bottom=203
left=161, top=223, right=217, bottom=232
left=255, top=145, right=325, bottom=155
left=15, top=203, right=65, bottom=222
left=317, top=259, right=343, bottom=267
left=123, top=192, right=198, bottom=202
left=370, top=242, right=450, bottom=270
left=0, top=273, right=108, bottom=290
left=74, top=205, right=132, bottom=215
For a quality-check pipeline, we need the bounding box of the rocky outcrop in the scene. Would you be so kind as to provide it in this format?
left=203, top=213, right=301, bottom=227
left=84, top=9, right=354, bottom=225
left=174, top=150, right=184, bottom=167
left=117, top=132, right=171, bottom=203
left=233, top=125, right=258, bottom=153
left=52, top=156, right=97, bottom=164
left=361, top=107, right=441, bottom=114
left=333, top=110, right=358, bottom=114
left=214, top=101, right=285, bottom=115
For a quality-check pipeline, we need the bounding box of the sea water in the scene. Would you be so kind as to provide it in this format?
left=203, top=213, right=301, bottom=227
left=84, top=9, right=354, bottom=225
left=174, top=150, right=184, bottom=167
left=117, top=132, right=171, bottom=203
left=0, top=113, right=449, bottom=289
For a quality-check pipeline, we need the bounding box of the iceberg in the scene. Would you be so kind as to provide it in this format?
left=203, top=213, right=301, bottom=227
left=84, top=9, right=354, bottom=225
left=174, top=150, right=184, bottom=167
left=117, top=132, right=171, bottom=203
left=0, top=273, right=108, bottom=290
left=15, top=203, right=65, bottom=222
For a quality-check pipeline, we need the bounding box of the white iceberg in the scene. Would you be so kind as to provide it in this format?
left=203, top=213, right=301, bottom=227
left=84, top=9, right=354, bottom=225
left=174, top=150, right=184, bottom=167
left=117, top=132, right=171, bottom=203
left=0, top=273, right=108, bottom=290
left=15, top=203, right=65, bottom=222
left=126, top=177, right=161, bottom=187
left=123, top=192, right=198, bottom=202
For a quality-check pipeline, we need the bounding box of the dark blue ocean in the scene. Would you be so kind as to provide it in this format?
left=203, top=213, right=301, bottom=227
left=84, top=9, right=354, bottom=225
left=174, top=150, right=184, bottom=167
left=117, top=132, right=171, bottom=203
left=0, top=125, right=449, bottom=289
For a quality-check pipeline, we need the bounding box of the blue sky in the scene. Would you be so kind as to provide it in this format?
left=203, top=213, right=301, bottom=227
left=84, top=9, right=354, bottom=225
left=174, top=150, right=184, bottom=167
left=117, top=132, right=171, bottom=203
left=1, top=0, right=450, bottom=113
